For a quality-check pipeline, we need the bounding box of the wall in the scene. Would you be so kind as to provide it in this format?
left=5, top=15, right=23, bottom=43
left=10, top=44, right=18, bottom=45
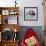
left=0, top=0, right=44, bottom=26
left=18, top=0, right=44, bottom=26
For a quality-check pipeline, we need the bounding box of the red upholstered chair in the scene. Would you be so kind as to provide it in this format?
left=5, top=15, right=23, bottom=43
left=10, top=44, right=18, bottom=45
left=21, top=28, right=41, bottom=46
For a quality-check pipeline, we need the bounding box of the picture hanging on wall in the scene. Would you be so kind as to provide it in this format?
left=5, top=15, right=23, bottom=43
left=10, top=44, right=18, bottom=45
left=24, top=7, right=38, bottom=21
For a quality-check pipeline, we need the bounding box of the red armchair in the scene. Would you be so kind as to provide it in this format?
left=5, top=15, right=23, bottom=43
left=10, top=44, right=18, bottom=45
left=21, top=28, right=41, bottom=46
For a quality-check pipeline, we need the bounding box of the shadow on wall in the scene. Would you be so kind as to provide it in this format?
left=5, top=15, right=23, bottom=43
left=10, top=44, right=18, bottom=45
left=18, top=26, right=43, bottom=44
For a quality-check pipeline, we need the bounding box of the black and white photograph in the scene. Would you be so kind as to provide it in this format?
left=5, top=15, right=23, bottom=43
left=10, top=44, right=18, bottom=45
left=24, top=7, right=38, bottom=21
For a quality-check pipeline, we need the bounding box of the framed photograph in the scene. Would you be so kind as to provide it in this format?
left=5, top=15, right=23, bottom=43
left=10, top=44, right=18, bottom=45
left=2, top=10, right=9, bottom=15
left=9, top=10, right=18, bottom=15
left=24, top=7, right=38, bottom=21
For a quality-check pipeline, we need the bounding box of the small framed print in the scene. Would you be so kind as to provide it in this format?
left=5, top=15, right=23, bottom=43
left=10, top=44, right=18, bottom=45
left=24, top=7, right=38, bottom=21
left=10, top=11, right=15, bottom=15
left=9, top=10, right=18, bottom=15
left=2, top=10, right=9, bottom=15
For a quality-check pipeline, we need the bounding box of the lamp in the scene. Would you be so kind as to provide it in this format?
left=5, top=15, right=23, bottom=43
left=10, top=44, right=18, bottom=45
left=15, top=0, right=17, bottom=7
left=14, top=28, right=17, bottom=32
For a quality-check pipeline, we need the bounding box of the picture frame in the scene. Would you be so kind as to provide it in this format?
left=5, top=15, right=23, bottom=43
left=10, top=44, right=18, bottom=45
left=2, top=10, right=9, bottom=15
left=24, top=7, right=38, bottom=21
left=9, top=10, right=18, bottom=15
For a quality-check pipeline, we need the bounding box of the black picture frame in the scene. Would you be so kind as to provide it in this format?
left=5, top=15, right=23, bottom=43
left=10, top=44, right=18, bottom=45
left=24, top=7, right=38, bottom=21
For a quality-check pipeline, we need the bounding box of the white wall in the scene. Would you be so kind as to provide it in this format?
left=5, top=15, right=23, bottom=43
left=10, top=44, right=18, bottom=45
left=0, top=0, right=44, bottom=26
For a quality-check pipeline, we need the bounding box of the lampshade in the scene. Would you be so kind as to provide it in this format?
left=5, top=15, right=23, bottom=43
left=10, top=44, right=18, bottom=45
left=13, top=28, right=17, bottom=32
